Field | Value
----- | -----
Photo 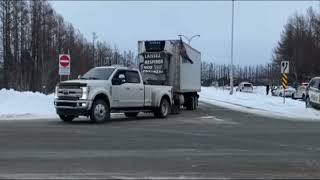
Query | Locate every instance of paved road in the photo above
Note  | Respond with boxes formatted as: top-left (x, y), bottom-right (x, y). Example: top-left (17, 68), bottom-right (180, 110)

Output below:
top-left (0, 102), bottom-right (320, 179)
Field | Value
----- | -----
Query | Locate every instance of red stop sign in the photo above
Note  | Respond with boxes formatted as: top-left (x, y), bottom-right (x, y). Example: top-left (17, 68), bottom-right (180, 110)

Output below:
top-left (59, 55), bottom-right (70, 67)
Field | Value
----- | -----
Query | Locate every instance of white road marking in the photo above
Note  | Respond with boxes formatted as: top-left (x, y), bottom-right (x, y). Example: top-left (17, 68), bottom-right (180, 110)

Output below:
top-left (197, 115), bottom-right (238, 125)
top-left (200, 116), bottom-right (216, 119)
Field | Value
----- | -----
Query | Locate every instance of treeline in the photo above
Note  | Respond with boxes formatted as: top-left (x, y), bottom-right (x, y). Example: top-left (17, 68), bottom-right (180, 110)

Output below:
top-left (272, 7), bottom-right (320, 83)
top-left (201, 62), bottom-right (277, 86)
top-left (0, 0), bottom-right (137, 93)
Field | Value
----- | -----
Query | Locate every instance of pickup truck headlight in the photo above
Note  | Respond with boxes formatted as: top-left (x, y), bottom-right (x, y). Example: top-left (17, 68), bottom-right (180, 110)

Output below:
top-left (80, 86), bottom-right (90, 100)
top-left (54, 86), bottom-right (58, 99)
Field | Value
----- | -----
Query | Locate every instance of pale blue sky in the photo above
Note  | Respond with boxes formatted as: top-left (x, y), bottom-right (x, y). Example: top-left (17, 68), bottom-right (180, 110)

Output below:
top-left (50, 1), bottom-right (319, 65)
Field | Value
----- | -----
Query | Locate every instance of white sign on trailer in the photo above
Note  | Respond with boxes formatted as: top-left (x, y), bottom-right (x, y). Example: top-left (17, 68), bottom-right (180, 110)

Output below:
top-left (281, 61), bottom-right (289, 74)
top-left (59, 54), bottom-right (71, 76)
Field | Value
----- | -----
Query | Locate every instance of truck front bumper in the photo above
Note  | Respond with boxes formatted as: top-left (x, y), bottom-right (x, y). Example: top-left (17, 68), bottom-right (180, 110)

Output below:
top-left (54, 99), bottom-right (92, 116)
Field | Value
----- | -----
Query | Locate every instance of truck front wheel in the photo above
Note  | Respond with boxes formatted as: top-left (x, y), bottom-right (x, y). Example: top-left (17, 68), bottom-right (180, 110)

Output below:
top-left (59, 115), bottom-right (75, 122)
top-left (154, 98), bottom-right (170, 118)
top-left (90, 99), bottom-right (110, 123)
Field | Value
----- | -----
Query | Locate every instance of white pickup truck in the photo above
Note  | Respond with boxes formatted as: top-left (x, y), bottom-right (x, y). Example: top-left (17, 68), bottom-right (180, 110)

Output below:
top-left (54, 66), bottom-right (173, 123)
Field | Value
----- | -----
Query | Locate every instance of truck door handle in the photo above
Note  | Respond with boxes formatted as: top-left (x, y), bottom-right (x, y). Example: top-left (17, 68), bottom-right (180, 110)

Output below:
top-left (126, 87), bottom-right (130, 90)
top-left (139, 88), bottom-right (143, 91)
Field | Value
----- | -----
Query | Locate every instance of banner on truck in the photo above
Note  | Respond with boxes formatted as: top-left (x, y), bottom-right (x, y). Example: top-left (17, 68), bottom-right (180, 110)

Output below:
top-left (142, 52), bottom-right (165, 74)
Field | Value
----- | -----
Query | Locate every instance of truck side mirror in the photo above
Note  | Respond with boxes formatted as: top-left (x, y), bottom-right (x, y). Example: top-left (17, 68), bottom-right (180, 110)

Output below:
top-left (119, 74), bottom-right (125, 79)
top-left (118, 74), bottom-right (126, 84)
top-left (77, 75), bottom-right (81, 79)
top-left (112, 78), bottom-right (122, 85)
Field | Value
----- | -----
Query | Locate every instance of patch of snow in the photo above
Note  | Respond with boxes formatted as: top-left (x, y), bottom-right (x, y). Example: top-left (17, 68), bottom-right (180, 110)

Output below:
top-left (199, 86), bottom-right (320, 121)
top-left (200, 116), bottom-right (224, 122)
top-left (200, 116), bottom-right (216, 119)
top-left (1, 87), bottom-right (319, 121)
top-left (0, 89), bottom-right (57, 120)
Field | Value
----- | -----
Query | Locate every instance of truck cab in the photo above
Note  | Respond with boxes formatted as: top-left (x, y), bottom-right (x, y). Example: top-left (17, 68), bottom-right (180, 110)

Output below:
top-left (54, 66), bottom-right (173, 123)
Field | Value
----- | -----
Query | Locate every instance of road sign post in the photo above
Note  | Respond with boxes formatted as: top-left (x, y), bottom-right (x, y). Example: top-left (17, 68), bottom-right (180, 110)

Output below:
top-left (283, 87), bottom-right (285, 104)
top-left (59, 54), bottom-right (71, 81)
top-left (281, 73), bottom-right (289, 103)
top-left (280, 61), bottom-right (289, 104)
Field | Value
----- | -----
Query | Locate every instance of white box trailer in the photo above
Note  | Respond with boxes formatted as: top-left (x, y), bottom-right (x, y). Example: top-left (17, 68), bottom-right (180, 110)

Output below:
top-left (138, 40), bottom-right (201, 110)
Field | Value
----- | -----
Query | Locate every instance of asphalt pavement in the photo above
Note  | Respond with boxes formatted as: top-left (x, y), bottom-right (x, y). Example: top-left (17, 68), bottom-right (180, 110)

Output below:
top-left (0, 102), bottom-right (320, 179)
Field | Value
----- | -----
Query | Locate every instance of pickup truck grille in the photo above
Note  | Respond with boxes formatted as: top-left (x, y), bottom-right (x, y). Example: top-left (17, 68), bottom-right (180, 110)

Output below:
top-left (57, 82), bottom-right (85, 100)
top-left (55, 82), bottom-right (89, 109)
top-left (57, 89), bottom-right (82, 99)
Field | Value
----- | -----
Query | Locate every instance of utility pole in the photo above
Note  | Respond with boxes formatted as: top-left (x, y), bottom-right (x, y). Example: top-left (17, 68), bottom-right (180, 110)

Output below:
top-left (230, 0), bottom-right (235, 95)
top-left (92, 32), bottom-right (97, 66)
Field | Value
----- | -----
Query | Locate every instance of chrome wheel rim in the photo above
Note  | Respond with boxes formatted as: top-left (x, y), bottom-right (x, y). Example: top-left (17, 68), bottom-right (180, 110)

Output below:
top-left (94, 104), bottom-right (106, 121)
top-left (161, 100), bottom-right (169, 116)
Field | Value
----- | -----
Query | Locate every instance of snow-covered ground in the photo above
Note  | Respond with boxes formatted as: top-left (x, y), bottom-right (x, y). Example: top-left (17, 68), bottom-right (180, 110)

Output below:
top-left (199, 86), bottom-right (320, 121)
top-left (0, 87), bottom-right (319, 121)
top-left (0, 89), bottom-right (57, 120)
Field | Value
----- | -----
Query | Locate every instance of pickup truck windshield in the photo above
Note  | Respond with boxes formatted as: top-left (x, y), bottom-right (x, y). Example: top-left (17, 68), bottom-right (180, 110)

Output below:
top-left (81, 68), bottom-right (115, 80)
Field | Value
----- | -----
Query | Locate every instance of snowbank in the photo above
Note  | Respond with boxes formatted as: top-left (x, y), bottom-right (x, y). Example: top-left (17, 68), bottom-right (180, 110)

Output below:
top-left (1, 87), bottom-right (319, 121)
top-left (0, 89), bottom-right (57, 120)
top-left (199, 86), bottom-right (320, 121)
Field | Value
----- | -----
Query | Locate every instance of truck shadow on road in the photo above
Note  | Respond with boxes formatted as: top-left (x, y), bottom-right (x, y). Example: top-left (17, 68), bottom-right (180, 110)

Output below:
top-left (53, 113), bottom-right (171, 126)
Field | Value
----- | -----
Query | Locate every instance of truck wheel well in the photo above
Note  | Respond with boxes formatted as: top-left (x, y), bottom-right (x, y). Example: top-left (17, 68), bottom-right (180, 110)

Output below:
top-left (161, 95), bottom-right (171, 105)
top-left (93, 94), bottom-right (110, 108)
